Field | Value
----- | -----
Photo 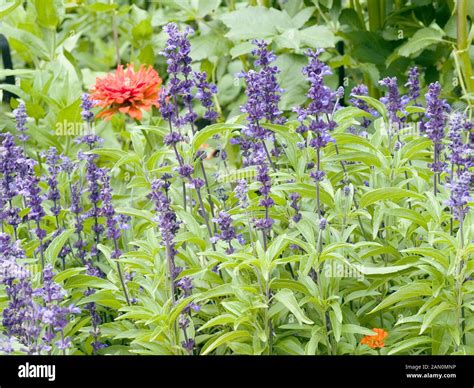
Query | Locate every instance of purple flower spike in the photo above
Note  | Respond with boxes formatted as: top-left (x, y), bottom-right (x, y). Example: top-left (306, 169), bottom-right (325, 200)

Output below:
top-left (42, 147), bottom-right (62, 218)
top-left (424, 82), bottom-right (450, 175)
top-left (13, 103), bottom-right (29, 142)
top-left (161, 23), bottom-right (195, 128)
top-left (151, 179), bottom-right (180, 266)
top-left (80, 93), bottom-right (95, 123)
top-left (294, 49), bottom-right (337, 150)
top-left (234, 180), bottom-right (249, 209)
top-left (349, 84), bottom-right (376, 129)
top-left (212, 211), bottom-right (242, 254)
top-left (445, 170), bottom-right (472, 220)
top-left (289, 192), bottom-right (302, 223)
top-left (405, 66), bottom-right (420, 105)
top-left (379, 76), bottom-right (404, 124)
top-left (193, 71), bottom-right (218, 122)
top-left (448, 112), bottom-right (472, 171)
top-left (99, 169), bottom-right (123, 258)
top-left (253, 149), bottom-right (274, 234)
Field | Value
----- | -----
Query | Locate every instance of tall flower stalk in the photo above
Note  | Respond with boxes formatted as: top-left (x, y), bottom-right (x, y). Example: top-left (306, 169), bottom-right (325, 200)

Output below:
top-left (43, 148), bottom-right (62, 230)
top-left (349, 84), bottom-right (376, 134)
top-left (160, 23), bottom-right (218, 245)
top-left (253, 149), bottom-right (274, 250)
top-left (0, 133), bottom-right (28, 239)
top-left (238, 40), bottom-right (285, 170)
top-left (79, 152), bottom-right (104, 262)
top-left (379, 76), bottom-right (404, 149)
top-left (22, 174), bottom-right (46, 270)
top-left (295, 49), bottom-right (337, 220)
top-left (13, 103), bottom-right (29, 144)
top-left (99, 169), bottom-right (131, 306)
top-left (1, 235), bottom-right (80, 354)
top-left (424, 82), bottom-right (450, 195)
top-left (151, 179), bottom-right (181, 304)
top-left (405, 66), bottom-right (421, 106)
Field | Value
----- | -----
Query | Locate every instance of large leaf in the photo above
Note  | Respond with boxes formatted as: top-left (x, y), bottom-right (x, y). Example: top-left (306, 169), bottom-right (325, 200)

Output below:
top-left (78, 290), bottom-right (123, 309)
top-left (370, 283), bottom-right (431, 314)
top-left (0, 25), bottom-right (50, 60)
top-left (192, 122), bottom-right (243, 152)
top-left (355, 263), bottom-right (414, 276)
top-left (0, 0), bottom-right (22, 19)
top-left (384, 208), bottom-right (428, 230)
top-left (65, 275), bottom-right (119, 291)
top-left (360, 188), bottom-right (424, 208)
top-left (420, 302), bottom-right (451, 334)
top-left (275, 53), bottom-right (308, 110)
top-left (345, 31), bottom-right (396, 66)
top-left (34, 0), bottom-right (62, 29)
top-left (388, 336), bottom-right (432, 355)
top-left (190, 30), bottom-right (232, 61)
top-left (396, 27), bottom-right (445, 58)
top-left (273, 289), bottom-right (313, 325)
top-left (299, 25), bottom-right (337, 48)
top-left (274, 182), bottom-right (334, 207)
top-left (115, 207), bottom-right (155, 223)
top-left (220, 7), bottom-right (293, 40)
top-left (44, 229), bottom-right (74, 266)
top-left (201, 330), bottom-right (251, 355)
top-left (402, 247), bottom-right (449, 270)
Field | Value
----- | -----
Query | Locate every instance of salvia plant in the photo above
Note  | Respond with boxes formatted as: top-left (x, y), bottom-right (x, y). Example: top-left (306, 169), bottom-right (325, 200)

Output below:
top-left (0, 6), bottom-right (473, 358)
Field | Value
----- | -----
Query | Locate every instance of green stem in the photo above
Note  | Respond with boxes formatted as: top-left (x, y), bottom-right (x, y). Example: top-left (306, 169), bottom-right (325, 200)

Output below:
top-left (196, 188), bottom-right (216, 251)
top-left (457, 211), bottom-right (465, 348)
top-left (457, 0), bottom-right (474, 108)
top-left (141, 128), bottom-right (153, 151)
top-left (112, 10), bottom-right (120, 66)
top-left (367, 0), bottom-right (382, 31)
top-left (265, 281), bottom-right (273, 354)
top-left (316, 148), bottom-right (321, 218)
top-left (352, 0), bottom-right (366, 31)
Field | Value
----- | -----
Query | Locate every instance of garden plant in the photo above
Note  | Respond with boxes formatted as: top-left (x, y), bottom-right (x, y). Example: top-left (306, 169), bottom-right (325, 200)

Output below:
top-left (0, 0), bottom-right (472, 357)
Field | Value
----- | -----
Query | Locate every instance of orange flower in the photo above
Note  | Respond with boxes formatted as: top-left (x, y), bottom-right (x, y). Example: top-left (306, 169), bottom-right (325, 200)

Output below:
top-left (360, 328), bottom-right (388, 349)
top-left (91, 64), bottom-right (162, 121)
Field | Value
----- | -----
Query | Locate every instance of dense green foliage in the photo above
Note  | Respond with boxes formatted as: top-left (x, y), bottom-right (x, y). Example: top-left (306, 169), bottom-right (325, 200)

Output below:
top-left (0, 0), bottom-right (472, 356)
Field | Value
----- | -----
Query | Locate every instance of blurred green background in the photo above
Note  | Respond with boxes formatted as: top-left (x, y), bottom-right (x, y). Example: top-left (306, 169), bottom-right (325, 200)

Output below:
top-left (0, 0), bottom-right (472, 151)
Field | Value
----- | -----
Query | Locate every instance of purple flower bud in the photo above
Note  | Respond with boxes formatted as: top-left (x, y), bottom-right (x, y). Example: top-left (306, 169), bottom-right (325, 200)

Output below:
top-left (405, 66), bottom-right (420, 105)
top-left (319, 218), bottom-right (327, 230)
top-left (80, 93), bottom-right (95, 123)
top-left (13, 103), bottom-right (29, 142)
top-left (176, 164), bottom-right (194, 178)
top-left (448, 112), bottom-right (472, 170)
top-left (164, 131), bottom-right (184, 146)
top-left (310, 170), bottom-right (325, 182)
top-left (349, 84), bottom-right (376, 129)
top-left (193, 71), bottom-right (218, 121)
top-left (379, 76), bottom-right (404, 124)
top-left (234, 180), bottom-right (249, 209)
top-left (212, 211), bottom-right (240, 253)
top-left (289, 192), bottom-right (302, 223)
top-left (445, 170), bottom-right (472, 220)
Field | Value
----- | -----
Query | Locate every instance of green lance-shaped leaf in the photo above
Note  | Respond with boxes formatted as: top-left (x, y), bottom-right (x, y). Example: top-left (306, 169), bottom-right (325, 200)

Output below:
top-left (44, 229), bottom-right (74, 266)
top-left (273, 289), bottom-right (313, 325)
top-left (369, 282), bottom-right (432, 314)
top-left (360, 188), bottom-right (424, 208)
top-left (201, 330), bottom-right (251, 355)
top-left (191, 122), bottom-right (244, 152)
top-left (388, 336), bottom-right (432, 355)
